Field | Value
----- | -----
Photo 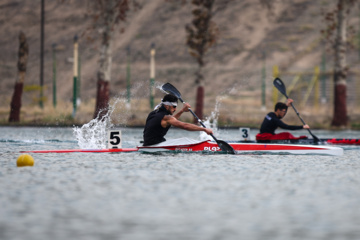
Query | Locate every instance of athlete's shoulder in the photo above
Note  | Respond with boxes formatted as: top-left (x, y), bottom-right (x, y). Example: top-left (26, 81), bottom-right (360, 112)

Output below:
top-left (265, 112), bottom-right (275, 120)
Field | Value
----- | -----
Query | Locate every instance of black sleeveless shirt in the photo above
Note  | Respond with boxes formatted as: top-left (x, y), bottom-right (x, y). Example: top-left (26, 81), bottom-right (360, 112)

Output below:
top-left (143, 106), bottom-right (171, 146)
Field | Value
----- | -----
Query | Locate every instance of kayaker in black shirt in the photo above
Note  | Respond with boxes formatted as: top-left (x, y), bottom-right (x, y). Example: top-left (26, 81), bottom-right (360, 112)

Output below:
top-left (143, 94), bottom-right (213, 146)
top-left (256, 99), bottom-right (310, 140)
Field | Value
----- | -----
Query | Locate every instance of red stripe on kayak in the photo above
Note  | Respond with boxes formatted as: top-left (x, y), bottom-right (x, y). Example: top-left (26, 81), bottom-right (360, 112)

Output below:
top-left (138, 142), bottom-right (331, 151)
top-left (21, 148), bottom-right (139, 153)
top-left (326, 138), bottom-right (360, 145)
top-left (22, 142), bottom-right (342, 154)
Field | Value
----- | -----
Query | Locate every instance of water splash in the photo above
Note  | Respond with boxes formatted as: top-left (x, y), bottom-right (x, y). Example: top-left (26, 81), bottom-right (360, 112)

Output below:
top-left (198, 85), bottom-right (238, 141)
top-left (155, 82), bottom-right (165, 92)
top-left (73, 101), bottom-right (119, 149)
top-left (73, 81), bottom-right (163, 149)
top-left (199, 96), bottom-right (224, 141)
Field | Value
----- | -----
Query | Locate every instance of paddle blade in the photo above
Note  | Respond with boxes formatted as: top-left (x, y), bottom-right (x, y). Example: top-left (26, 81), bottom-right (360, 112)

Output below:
top-left (310, 131), bottom-right (320, 143)
top-left (216, 140), bottom-right (236, 154)
top-left (273, 78), bottom-right (320, 143)
top-left (161, 83), bottom-right (182, 99)
top-left (273, 78), bottom-right (288, 98)
top-left (162, 82), bottom-right (235, 154)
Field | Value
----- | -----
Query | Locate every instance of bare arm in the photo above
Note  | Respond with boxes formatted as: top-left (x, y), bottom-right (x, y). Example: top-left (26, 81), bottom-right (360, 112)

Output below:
top-left (163, 116), bottom-right (213, 135)
top-left (173, 102), bottom-right (191, 119)
top-left (285, 99), bottom-right (310, 129)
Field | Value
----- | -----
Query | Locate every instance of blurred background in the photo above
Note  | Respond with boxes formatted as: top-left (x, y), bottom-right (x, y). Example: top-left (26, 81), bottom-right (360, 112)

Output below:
top-left (0, 0), bottom-right (359, 128)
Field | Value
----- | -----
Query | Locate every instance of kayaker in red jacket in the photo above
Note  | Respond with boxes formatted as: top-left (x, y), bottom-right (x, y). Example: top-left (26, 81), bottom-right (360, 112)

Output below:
top-left (256, 99), bottom-right (310, 141)
top-left (143, 94), bottom-right (213, 146)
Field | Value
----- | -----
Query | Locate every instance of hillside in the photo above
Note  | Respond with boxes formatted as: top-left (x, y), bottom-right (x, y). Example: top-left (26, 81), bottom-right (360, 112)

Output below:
top-left (0, 0), bottom-right (360, 127)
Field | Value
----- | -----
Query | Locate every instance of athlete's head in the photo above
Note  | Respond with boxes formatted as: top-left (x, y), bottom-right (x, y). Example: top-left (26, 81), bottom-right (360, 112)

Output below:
top-left (162, 94), bottom-right (178, 115)
top-left (275, 102), bottom-right (288, 119)
top-left (162, 94), bottom-right (178, 105)
top-left (275, 102), bottom-right (288, 112)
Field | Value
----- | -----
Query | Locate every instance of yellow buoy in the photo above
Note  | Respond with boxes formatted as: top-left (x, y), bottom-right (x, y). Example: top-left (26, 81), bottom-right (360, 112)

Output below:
top-left (17, 154), bottom-right (35, 167)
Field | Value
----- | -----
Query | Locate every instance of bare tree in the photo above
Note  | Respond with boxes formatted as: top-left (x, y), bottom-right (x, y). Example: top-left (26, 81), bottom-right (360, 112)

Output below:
top-left (87, 0), bottom-right (139, 119)
top-left (323, 0), bottom-right (357, 127)
top-left (258, 0), bottom-right (274, 11)
top-left (263, 0), bottom-right (358, 127)
top-left (186, 0), bottom-right (232, 121)
top-left (331, 0), bottom-right (349, 126)
top-left (9, 31), bottom-right (29, 122)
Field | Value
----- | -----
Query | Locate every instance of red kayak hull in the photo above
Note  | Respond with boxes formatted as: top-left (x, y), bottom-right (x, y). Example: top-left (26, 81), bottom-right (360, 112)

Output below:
top-left (325, 138), bottom-right (360, 145)
top-left (137, 141), bottom-right (343, 156)
top-left (21, 141), bottom-right (343, 156)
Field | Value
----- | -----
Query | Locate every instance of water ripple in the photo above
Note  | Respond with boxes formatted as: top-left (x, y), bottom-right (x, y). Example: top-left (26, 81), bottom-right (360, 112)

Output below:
top-left (0, 127), bottom-right (360, 240)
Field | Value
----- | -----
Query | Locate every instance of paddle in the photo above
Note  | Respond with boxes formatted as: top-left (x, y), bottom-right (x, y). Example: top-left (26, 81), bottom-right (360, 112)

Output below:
top-left (273, 77), bottom-right (320, 142)
top-left (161, 83), bottom-right (236, 154)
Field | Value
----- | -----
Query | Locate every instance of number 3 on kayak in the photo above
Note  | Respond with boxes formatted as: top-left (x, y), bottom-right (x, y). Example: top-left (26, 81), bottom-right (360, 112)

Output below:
top-left (239, 128), bottom-right (251, 141)
top-left (108, 130), bottom-right (122, 149)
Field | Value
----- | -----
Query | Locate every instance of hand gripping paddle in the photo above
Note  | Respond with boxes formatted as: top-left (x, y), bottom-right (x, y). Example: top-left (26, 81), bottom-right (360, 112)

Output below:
top-left (273, 78), bottom-right (320, 142)
top-left (161, 83), bottom-right (236, 154)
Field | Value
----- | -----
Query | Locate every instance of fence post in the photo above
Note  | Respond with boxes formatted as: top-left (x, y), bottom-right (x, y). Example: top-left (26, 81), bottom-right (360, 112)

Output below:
top-left (126, 46), bottom-right (131, 104)
top-left (72, 35), bottom-right (78, 117)
top-left (39, 0), bottom-right (45, 109)
top-left (149, 43), bottom-right (155, 109)
top-left (359, 10), bottom-right (360, 60)
top-left (52, 43), bottom-right (57, 108)
top-left (261, 51), bottom-right (266, 110)
top-left (301, 68), bottom-right (319, 107)
top-left (314, 66), bottom-right (320, 109)
top-left (77, 54), bottom-right (81, 106)
top-left (357, 73), bottom-right (360, 106)
top-left (321, 51), bottom-right (327, 103)
top-left (272, 65), bottom-right (279, 105)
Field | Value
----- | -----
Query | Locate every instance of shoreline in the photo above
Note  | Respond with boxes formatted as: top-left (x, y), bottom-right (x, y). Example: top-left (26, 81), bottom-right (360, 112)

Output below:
top-left (1, 96), bottom-right (360, 130)
top-left (0, 123), bottom-right (358, 131)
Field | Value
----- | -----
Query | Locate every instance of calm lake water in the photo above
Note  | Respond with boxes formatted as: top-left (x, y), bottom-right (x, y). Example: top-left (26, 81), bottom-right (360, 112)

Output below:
top-left (1, 126), bottom-right (360, 240)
